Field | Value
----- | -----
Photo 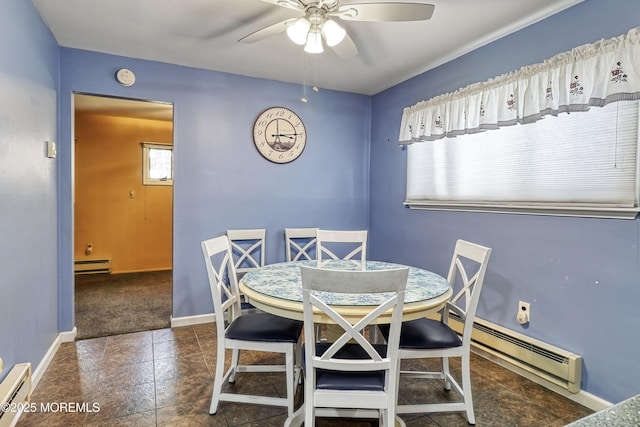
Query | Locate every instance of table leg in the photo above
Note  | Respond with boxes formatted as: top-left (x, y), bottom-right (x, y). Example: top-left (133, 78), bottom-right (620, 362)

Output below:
top-left (284, 406), bottom-right (406, 426)
top-left (284, 405), bottom-right (305, 427)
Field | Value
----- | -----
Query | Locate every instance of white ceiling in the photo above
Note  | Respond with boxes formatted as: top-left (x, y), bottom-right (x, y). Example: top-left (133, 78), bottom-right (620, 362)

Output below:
top-left (34, 0), bottom-right (584, 97)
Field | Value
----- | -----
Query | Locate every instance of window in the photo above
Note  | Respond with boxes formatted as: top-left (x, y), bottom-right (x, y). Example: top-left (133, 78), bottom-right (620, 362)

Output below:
top-left (142, 142), bottom-right (173, 186)
top-left (405, 100), bottom-right (640, 219)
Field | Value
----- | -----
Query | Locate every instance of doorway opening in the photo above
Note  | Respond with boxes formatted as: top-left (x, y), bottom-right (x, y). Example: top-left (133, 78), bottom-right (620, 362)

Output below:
top-left (73, 93), bottom-right (174, 339)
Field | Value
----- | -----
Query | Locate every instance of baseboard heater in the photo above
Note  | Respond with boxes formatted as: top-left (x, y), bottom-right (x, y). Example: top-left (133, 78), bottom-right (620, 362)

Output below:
top-left (0, 363), bottom-right (32, 427)
top-left (444, 313), bottom-right (582, 393)
top-left (74, 258), bottom-right (112, 274)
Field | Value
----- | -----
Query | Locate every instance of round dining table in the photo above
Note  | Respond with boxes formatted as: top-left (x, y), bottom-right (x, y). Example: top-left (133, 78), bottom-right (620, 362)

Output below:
top-left (239, 259), bottom-right (452, 427)
top-left (239, 259), bottom-right (452, 325)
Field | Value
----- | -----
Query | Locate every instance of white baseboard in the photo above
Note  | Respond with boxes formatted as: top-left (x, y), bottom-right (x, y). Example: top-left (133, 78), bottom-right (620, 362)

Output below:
top-left (170, 313), bottom-right (215, 328)
top-left (31, 327), bottom-right (76, 389)
top-left (59, 326), bottom-right (77, 343)
top-left (571, 390), bottom-right (613, 412)
top-left (31, 337), bottom-right (59, 389)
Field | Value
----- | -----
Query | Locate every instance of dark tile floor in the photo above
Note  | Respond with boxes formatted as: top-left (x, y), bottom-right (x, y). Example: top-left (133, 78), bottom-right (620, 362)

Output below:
top-left (19, 324), bottom-right (593, 426)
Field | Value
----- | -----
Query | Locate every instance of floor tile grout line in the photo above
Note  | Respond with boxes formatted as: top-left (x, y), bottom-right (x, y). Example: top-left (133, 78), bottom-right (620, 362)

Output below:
top-left (152, 333), bottom-right (158, 427)
top-left (20, 326), bottom-right (593, 426)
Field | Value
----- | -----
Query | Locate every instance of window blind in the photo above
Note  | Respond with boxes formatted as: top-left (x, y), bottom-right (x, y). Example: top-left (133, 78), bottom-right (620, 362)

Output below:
top-left (405, 100), bottom-right (640, 218)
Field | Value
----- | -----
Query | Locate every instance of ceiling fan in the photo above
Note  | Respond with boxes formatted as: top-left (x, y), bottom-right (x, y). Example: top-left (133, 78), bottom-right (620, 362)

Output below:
top-left (239, 0), bottom-right (435, 57)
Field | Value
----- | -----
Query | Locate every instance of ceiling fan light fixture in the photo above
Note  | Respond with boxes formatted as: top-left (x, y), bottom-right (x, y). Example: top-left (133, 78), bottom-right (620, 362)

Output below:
top-left (321, 19), bottom-right (346, 47)
top-left (287, 17), bottom-right (311, 45)
top-left (276, 0), bottom-right (301, 8)
top-left (304, 27), bottom-right (324, 53)
top-left (339, 7), bottom-right (358, 20)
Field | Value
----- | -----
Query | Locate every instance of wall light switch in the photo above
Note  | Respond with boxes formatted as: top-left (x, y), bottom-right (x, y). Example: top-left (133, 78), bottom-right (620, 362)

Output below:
top-left (47, 140), bottom-right (57, 158)
top-left (0, 357), bottom-right (4, 373)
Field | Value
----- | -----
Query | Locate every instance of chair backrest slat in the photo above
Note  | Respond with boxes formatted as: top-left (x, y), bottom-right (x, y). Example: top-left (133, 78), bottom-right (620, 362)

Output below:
top-left (444, 239), bottom-right (492, 340)
top-left (315, 229), bottom-right (367, 267)
top-left (285, 227), bottom-right (318, 261)
top-left (226, 228), bottom-right (266, 274)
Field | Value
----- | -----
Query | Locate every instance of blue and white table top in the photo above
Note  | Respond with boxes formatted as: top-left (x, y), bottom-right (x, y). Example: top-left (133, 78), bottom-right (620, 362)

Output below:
top-left (241, 260), bottom-right (450, 306)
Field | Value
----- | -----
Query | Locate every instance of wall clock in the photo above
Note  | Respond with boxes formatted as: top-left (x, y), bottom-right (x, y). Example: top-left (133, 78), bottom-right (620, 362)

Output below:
top-left (253, 107), bottom-right (306, 164)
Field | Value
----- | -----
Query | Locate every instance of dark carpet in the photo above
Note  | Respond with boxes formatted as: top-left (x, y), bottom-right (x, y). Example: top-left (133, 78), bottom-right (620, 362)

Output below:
top-left (74, 270), bottom-right (172, 340)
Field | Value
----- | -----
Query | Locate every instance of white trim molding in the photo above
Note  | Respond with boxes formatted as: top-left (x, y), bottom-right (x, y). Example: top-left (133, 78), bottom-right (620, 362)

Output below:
top-left (169, 313), bottom-right (215, 328)
top-left (405, 201), bottom-right (640, 220)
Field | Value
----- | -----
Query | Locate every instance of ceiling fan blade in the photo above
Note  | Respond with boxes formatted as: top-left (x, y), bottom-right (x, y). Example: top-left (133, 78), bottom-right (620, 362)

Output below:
top-left (334, 2), bottom-right (435, 22)
top-left (330, 31), bottom-right (358, 58)
top-left (239, 18), bottom-right (296, 43)
top-left (257, 0), bottom-right (305, 12)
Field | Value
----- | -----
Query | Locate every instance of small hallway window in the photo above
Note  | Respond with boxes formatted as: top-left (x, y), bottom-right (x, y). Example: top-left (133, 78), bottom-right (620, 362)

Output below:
top-left (142, 142), bottom-right (173, 186)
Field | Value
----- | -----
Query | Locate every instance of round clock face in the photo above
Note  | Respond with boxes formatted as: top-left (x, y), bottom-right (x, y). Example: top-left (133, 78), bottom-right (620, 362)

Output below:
top-left (253, 107), bottom-right (306, 164)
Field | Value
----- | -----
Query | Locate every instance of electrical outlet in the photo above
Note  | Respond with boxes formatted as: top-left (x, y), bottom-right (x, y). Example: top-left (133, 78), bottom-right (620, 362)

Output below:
top-left (519, 301), bottom-right (530, 321)
top-left (46, 140), bottom-right (57, 158)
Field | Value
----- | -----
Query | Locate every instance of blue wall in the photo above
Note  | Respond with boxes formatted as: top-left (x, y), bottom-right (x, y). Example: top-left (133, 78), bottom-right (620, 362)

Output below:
top-left (369, 0), bottom-right (640, 403)
top-left (57, 49), bottom-right (371, 324)
top-left (0, 0), bottom-right (59, 380)
top-left (2, 0), bottom-right (638, 406)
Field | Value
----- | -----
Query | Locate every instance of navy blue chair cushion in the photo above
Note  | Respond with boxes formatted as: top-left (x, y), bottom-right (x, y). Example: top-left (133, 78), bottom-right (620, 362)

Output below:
top-left (240, 301), bottom-right (256, 311)
top-left (379, 318), bottom-right (462, 350)
top-left (304, 342), bottom-right (387, 391)
top-left (226, 312), bottom-right (302, 343)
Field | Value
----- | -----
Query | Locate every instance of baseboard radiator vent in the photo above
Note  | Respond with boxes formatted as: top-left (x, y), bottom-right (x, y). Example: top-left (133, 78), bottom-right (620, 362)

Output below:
top-left (0, 363), bottom-right (32, 427)
top-left (74, 258), bottom-right (112, 274)
top-left (446, 313), bottom-right (582, 393)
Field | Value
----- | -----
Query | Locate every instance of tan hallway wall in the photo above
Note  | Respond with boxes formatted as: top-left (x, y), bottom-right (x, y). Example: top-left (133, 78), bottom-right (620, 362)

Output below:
top-left (75, 113), bottom-right (173, 273)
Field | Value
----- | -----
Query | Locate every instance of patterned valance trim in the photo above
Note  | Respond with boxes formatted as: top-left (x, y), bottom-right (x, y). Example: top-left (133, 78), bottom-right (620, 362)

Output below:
top-left (399, 26), bottom-right (640, 144)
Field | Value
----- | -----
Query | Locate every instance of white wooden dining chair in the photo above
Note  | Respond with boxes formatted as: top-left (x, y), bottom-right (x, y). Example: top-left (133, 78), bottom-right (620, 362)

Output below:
top-left (315, 229), bottom-right (371, 341)
top-left (300, 265), bottom-right (408, 427)
top-left (226, 228), bottom-right (266, 312)
top-left (382, 239), bottom-right (492, 425)
top-left (201, 235), bottom-right (302, 416)
top-left (226, 228), bottom-right (266, 278)
top-left (316, 229), bottom-right (367, 267)
top-left (285, 227), bottom-right (319, 261)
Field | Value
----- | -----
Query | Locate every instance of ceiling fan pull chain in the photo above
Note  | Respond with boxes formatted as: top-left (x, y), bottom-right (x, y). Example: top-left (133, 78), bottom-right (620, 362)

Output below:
top-left (301, 49), bottom-right (308, 103)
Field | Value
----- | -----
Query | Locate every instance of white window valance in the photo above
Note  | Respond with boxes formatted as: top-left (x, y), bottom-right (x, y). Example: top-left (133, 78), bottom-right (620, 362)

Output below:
top-left (399, 26), bottom-right (640, 144)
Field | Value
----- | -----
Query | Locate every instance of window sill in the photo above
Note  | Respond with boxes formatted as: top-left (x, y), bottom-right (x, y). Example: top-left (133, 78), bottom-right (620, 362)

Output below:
top-left (404, 200), bottom-right (640, 220)
top-left (143, 180), bottom-right (173, 186)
